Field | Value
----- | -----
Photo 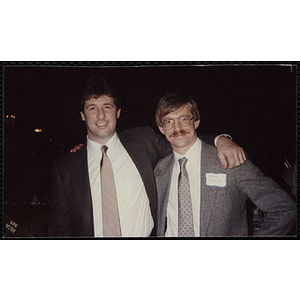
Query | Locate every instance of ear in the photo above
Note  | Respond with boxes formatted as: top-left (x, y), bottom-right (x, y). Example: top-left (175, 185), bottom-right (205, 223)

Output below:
top-left (117, 108), bottom-right (121, 119)
top-left (158, 126), bottom-right (165, 135)
top-left (80, 111), bottom-right (85, 121)
top-left (194, 119), bottom-right (200, 129)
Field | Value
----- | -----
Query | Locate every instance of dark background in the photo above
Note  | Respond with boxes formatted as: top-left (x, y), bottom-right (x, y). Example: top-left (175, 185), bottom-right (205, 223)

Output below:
top-left (3, 64), bottom-right (297, 237)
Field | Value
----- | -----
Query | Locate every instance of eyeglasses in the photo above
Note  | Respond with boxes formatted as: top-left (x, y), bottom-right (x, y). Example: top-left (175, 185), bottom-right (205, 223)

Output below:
top-left (162, 116), bottom-right (194, 130)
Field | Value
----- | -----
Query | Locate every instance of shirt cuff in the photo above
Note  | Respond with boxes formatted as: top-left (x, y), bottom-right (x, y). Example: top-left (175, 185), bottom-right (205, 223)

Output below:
top-left (214, 134), bottom-right (233, 147)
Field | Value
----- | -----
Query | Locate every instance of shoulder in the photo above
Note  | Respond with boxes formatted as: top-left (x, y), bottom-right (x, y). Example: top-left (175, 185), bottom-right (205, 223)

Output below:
top-left (119, 126), bottom-right (156, 139)
top-left (200, 140), bottom-right (276, 185)
top-left (201, 139), bottom-right (219, 161)
top-left (201, 139), bottom-right (217, 152)
top-left (119, 126), bottom-right (163, 146)
top-left (53, 144), bottom-right (87, 169)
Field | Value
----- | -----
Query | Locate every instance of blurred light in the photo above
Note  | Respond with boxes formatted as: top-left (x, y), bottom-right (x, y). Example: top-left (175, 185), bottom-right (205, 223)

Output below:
top-left (11, 115), bottom-right (15, 119)
top-left (34, 128), bottom-right (43, 133)
top-left (6, 115), bottom-right (9, 118)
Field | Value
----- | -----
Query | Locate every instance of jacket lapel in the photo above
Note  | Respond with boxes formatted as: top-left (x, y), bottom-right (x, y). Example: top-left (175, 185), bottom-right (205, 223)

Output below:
top-left (200, 141), bottom-right (219, 236)
top-left (154, 153), bottom-right (174, 236)
top-left (70, 145), bottom-right (94, 235)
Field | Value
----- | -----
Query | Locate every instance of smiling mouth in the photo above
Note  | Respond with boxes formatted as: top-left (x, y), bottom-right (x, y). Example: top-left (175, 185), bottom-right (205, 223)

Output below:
top-left (96, 121), bottom-right (108, 127)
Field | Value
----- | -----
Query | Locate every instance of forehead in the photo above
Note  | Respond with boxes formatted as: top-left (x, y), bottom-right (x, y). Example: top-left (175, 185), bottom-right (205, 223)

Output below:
top-left (84, 95), bottom-right (115, 107)
top-left (163, 104), bottom-right (192, 119)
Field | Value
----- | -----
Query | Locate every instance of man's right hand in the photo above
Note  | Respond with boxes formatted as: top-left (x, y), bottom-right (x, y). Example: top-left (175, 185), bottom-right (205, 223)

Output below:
top-left (70, 144), bottom-right (84, 153)
top-left (217, 137), bottom-right (247, 169)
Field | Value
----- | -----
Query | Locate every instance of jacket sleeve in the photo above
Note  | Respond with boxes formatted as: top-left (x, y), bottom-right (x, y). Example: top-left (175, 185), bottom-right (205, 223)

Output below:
top-left (48, 159), bottom-right (74, 236)
top-left (198, 133), bottom-right (218, 146)
top-left (234, 160), bottom-right (296, 236)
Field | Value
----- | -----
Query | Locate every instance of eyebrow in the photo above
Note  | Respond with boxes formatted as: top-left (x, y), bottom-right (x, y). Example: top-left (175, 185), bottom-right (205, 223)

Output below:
top-left (85, 102), bottom-right (114, 108)
top-left (85, 103), bottom-right (96, 109)
top-left (163, 114), bottom-right (192, 120)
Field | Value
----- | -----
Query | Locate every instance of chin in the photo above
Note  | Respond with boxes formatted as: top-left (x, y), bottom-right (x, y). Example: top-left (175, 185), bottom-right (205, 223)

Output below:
top-left (171, 142), bottom-right (186, 149)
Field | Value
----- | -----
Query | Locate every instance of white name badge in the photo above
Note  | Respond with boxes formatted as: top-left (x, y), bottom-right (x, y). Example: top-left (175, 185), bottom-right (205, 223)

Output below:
top-left (205, 173), bottom-right (227, 187)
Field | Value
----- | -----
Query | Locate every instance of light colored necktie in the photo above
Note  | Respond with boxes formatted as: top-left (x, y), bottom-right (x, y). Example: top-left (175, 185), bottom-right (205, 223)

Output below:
top-left (100, 145), bottom-right (122, 237)
top-left (178, 157), bottom-right (195, 237)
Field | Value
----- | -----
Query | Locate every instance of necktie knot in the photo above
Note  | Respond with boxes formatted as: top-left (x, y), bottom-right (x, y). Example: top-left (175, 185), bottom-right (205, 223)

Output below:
top-left (178, 157), bottom-right (188, 170)
top-left (101, 145), bottom-right (108, 155)
top-left (100, 146), bottom-right (108, 168)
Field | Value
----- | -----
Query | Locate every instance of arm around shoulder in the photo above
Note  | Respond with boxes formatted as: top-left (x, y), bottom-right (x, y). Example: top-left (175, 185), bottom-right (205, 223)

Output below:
top-left (216, 136), bottom-right (247, 169)
top-left (200, 133), bottom-right (247, 169)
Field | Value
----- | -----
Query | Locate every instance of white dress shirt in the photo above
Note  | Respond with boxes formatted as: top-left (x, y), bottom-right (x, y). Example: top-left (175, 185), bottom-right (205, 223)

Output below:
top-left (165, 138), bottom-right (202, 237)
top-left (87, 133), bottom-right (154, 237)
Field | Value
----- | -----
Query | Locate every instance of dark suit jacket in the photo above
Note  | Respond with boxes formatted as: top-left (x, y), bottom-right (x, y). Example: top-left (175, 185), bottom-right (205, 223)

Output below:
top-left (154, 141), bottom-right (296, 237)
top-left (49, 126), bottom-right (222, 237)
top-left (48, 126), bottom-right (174, 237)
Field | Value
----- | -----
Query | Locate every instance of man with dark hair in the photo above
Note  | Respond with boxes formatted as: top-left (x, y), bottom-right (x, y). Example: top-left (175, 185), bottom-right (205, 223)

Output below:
top-left (48, 77), bottom-right (247, 237)
top-left (154, 93), bottom-right (295, 237)
top-left (81, 75), bottom-right (122, 112)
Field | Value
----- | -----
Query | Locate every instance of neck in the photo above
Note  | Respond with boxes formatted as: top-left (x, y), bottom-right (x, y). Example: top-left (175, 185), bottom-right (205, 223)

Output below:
top-left (88, 132), bottom-right (116, 146)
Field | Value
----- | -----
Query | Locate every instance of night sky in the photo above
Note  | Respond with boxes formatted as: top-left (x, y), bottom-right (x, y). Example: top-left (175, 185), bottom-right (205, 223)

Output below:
top-left (3, 63), bottom-right (297, 236)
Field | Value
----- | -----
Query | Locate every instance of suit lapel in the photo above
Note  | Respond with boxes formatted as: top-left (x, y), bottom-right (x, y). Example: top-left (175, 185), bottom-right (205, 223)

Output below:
top-left (71, 145), bottom-right (94, 235)
top-left (155, 141), bottom-right (221, 237)
top-left (200, 141), bottom-right (219, 236)
top-left (154, 153), bottom-right (174, 236)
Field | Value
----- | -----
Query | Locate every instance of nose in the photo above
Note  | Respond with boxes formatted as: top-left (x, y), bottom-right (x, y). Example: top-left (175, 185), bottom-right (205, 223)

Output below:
top-left (97, 108), bottom-right (105, 119)
top-left (173, 118), bottom-right (183, 130)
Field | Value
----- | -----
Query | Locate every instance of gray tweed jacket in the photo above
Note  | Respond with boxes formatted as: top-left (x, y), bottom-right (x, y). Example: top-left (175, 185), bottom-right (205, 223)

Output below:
top-left (154, 140), bottom-right (295, 237)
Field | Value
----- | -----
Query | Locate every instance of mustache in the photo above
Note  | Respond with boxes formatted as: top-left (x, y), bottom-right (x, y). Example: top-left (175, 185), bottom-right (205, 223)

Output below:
top-left (170, 130), bottom-right (189, 137)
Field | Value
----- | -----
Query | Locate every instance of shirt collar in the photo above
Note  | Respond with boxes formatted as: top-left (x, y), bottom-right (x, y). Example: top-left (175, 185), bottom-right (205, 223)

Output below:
top-left (87, 132), bottom-right (120, 159)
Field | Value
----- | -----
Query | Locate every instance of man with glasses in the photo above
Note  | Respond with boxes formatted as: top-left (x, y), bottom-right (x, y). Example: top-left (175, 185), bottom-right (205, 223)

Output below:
top-left (49, 77), bottom-right (247, 237)
top-left (154, 93), bottom-right (295, 237)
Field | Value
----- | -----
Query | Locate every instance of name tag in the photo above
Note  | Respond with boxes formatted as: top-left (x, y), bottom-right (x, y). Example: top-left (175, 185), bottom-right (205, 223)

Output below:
top-left (205, 173), bottom-right (227, 187)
